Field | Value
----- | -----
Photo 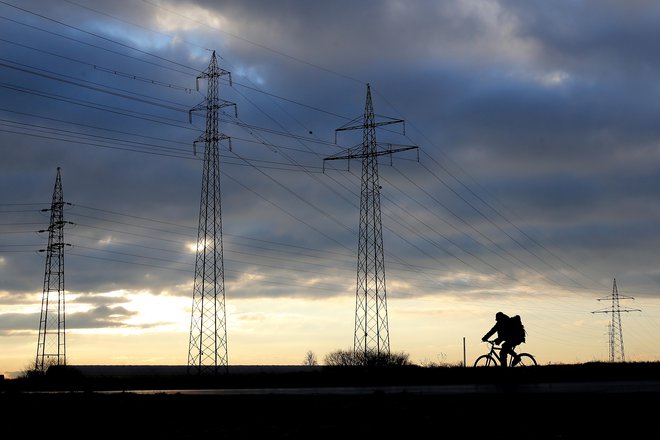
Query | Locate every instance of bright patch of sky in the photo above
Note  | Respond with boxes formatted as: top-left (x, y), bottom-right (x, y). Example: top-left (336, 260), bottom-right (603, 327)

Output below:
top-left (538, 70), bottom-right (570, 86)
top-left (91, 20), bottom-right (174, 52)
top-left (437, 0), bottom-right (536, 64)
top-left (98, 236), bottom-right (113, 245)
top-left (119, 290), bottom-right (189, 331)
top-left (232, 64), bottom-right (266, 86)
top-left (153, 3), bottom-right (230, 34)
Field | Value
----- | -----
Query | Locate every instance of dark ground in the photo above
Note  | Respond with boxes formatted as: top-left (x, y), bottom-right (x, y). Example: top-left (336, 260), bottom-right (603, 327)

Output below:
top-left (2, 362), bottom-right (658, 439)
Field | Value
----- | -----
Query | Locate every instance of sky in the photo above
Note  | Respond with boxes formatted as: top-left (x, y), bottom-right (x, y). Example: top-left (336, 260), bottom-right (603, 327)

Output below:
top-left (2, 0), bottom-right (660, 378)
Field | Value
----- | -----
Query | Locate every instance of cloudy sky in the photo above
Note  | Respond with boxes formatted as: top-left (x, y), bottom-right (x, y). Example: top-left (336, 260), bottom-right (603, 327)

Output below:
top-left (2, 0), bottom-right (660, 376)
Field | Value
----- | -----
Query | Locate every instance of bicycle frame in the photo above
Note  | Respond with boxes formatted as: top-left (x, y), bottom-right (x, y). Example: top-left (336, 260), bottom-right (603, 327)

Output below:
top-left (473, 340), bottom-right (537, 367)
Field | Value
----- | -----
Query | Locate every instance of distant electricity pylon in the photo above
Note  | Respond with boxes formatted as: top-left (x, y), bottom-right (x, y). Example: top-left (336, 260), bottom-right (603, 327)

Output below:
top-left (592, 278), bottom-right (640, 362)
top-left (324, 83), bottom-right (418, 364)
top-left (35, 167), bottom-right (71, 372)
top-left (187, 51), bottom-right (236, 375)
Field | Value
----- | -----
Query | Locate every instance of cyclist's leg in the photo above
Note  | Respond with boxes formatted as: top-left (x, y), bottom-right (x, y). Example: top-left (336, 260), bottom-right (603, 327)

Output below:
top-left (501, 341), bottom-right (515, 366)
top-left (509, 341), bottom-right (520, 367)
top-left (509, 343), bottom-right (522, 366)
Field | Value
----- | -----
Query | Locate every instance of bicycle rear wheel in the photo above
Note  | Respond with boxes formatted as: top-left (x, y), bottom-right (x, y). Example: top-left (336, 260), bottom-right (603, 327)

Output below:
top-left (473, 354), bottom-right (499, 367)
top-left (511, 353), bottom-right (537, 367)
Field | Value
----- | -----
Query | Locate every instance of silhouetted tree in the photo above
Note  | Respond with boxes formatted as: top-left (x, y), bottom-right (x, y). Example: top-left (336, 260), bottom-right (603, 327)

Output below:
top-left (304, 350), bottom-right (318, 366)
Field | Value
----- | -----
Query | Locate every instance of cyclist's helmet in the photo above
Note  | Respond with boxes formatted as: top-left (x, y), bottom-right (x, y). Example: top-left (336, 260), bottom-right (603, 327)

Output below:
top-left (495, 311), bottom-right (506, 321)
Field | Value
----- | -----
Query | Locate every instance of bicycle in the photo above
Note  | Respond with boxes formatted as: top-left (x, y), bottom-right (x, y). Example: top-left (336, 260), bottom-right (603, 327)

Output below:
top-left (473, 340), bottom-right (538, 367)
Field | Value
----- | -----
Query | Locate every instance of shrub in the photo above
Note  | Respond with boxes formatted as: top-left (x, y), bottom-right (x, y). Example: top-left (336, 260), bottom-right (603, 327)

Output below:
top-left (324, 348), bottom-right (412, 367)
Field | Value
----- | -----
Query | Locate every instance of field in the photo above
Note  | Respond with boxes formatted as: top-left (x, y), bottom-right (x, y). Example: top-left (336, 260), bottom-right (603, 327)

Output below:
top-left (2, 362), bottom-right (659, 439)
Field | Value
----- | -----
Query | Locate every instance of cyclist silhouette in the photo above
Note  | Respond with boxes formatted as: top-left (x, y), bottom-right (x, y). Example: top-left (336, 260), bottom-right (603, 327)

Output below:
top-left (481, 312), bottom-right (523, 367)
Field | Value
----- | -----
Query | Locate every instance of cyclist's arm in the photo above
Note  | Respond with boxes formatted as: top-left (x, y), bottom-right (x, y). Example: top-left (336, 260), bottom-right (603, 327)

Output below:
top-left (482, 325), bottom-right (497, 341)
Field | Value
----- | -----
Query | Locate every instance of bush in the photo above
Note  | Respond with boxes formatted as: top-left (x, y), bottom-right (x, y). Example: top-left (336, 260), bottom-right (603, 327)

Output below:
top-left (324, 348), bottom-right (412, 367)
top-left (19, 367), bottom-right (45, 380)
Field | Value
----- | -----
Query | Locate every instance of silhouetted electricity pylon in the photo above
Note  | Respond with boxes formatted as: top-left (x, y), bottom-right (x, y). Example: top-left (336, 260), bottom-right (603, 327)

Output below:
top-left (187, 51), bottom-right (236, 375)
top-left (35, 167), bottom-right (71, 372)
top-left (324, 83), bottom-right (418, 364)
top-left (592, 278), bottom-right (640, 362)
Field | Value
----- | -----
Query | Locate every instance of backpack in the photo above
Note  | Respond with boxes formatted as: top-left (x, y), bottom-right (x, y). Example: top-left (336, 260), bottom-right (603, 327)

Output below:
top-left (510, 315), bottom-right (526, 343)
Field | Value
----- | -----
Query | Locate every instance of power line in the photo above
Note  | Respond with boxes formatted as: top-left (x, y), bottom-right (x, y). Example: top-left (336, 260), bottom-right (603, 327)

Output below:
top-left (0, 3), bottom-right (620, 302)
top-left (0, 57), bottom-right (193, 105)
top-left (592, 278), bottom-right (641, 362)
top-left (325, 83), bottom-right (417, 362)
top-left (187, 51), bottom-right (229, 375)
top-left (0, 0), bottom-right (624, 340)
top-left (62, 0), bottom-right (213, 53)
top-left (0, 0), bottom-right (198, 74)
top-left (35, 167), bottom-right (68, 372)
top-left (140, 0), bottom-right (365, 85)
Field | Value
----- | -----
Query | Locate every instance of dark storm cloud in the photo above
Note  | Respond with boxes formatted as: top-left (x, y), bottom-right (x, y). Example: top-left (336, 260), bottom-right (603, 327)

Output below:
top-left (506, 0), bottom-right (660, 75)
top-left (0, 312), bottom-right (36, 334)
top-left (3, 0), bottom-right (660, 316)
top-left (66, 304), bottom-right (137, 328)
top-left (0, 304), bottom-right (159, 334)
top-left (70, 292), bottom-right (130, 306)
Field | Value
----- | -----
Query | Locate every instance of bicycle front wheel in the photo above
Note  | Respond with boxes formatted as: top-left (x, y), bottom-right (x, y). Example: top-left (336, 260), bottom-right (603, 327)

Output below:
top-left (473, 354), bottom-right (499, 367)
top-left (512, 353), bottom-right (537, 367)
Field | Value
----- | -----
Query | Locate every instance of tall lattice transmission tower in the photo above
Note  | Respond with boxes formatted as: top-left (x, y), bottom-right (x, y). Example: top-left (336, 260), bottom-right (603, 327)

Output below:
top-left (592, 278), bottom-right (640, 362)
top-left (324, 83), bottom-right (417, 364)
top-left (35, 167), bottom-right (71, 372)
top-left (187, 51), bottom-right (236, 375)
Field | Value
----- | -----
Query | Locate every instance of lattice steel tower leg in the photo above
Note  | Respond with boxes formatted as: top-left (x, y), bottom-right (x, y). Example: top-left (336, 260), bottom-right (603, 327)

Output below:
top-left (592, 278), bottom-right (640, 362)
top-left (35, 167), bottom-right (69, 372)
top-left (187, 51), bottom-right (236, 375)
top-left (324, 84), bottom-right (417, 364)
